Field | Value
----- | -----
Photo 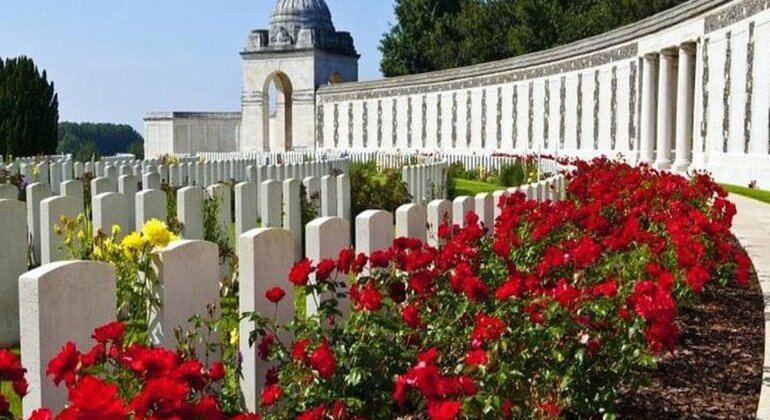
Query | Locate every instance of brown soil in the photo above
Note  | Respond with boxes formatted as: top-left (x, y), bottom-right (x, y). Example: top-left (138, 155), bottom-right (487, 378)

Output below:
top-left (616, 270), bottom-right (764, 419)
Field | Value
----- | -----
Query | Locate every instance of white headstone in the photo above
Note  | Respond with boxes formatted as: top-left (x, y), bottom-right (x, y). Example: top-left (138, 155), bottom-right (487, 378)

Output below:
top-left (20, 261), bottom-right (116, 416)
top-left (238, 228), bottom-right (295, 411)
top-left (475, 193), bottom-right (494, 234)
top-left (149, 240), bottom-right (219, 350)
top-left (93, 192), bottom-right (128, 239)
top-left (396, 204), bottom-right (427, 242)
top-left (0, 184), bottom-right (18, 200)
top-left (26, 183), bottom-right (52, 265)
top-left (235, 182), bottom-right (258, 240)
top-left (305, 217), bottom-right (351, 317)
top-left (283, 179), bottom-right (302, 260)
top-left (40, 196), bottom-right (80, 264)
top-left (320, 175), bottom-right (337, 217)
top-left (207, 184), bottom-right (231, 245)
top-left (136, 189), bottom-right (167, 228)
top-left (0, 199), bottom-right (27, 347)
top-left (452, 196), bottom-right (474, 227)
top-left (260, 180), bottom-right (282, 228)
top-left (355, 210), bottom-right (393, 255)
top-left (427, 199), bottom-right (452, 247)
top-left (177, 186), bottom-right (204, 240)
top-left (143, 172), bottom-right (161, 190)
top-left (118, 175), bottom-right (139, 232)
top-left (336, 174), bottom-right (351, 220)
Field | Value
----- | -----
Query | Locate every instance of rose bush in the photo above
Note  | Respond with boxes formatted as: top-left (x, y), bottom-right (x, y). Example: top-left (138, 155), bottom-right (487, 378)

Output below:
top-left (0, 158), bottom-right (751, 419)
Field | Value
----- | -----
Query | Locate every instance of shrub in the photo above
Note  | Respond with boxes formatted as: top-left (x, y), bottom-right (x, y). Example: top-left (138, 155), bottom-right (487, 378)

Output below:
top-left (498, 163), bottom-right (525, 187)
top-left (349, 161), bottom-right (411, 217)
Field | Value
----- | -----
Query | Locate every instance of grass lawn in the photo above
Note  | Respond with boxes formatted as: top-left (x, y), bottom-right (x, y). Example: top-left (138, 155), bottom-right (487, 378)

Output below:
top-left (1, 347), bottom-right (22, 418)
top-left (721, 184), bottom-right (770, 205)
top-left (452, 178), bottom-right (505, 198)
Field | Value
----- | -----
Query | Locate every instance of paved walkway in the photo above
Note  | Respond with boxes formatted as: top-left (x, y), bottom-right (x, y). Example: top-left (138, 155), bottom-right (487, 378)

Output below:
top-left (729, 194), bottom-right (770, 419)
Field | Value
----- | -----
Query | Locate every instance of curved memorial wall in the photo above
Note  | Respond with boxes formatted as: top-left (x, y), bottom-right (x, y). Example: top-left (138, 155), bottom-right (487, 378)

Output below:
top-left (315, 0), bottom-right (770, 188)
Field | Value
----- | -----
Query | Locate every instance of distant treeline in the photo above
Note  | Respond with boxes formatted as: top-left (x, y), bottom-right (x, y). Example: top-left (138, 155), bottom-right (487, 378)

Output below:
top-left (58, 122), bottom-right (144, 160)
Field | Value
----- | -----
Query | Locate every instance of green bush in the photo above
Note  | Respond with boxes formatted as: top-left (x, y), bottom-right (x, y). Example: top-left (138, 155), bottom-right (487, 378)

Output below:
top-left (499, 162), bottom-right (525, 187)
top-left (349, 161), bottom-right (411, 217)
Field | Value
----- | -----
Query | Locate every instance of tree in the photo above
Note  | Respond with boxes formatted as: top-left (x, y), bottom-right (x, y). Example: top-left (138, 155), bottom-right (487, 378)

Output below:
top-left (58, 122), bottom-right (143, 156)
top-left (0, 56), bottom-right (59, 157)
top-left (380, 0), bottom-right (689, 76)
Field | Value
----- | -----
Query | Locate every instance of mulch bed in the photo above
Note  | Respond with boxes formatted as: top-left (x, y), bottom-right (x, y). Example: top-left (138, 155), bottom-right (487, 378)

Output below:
top-left (616, 268), bottom-right (764, 418)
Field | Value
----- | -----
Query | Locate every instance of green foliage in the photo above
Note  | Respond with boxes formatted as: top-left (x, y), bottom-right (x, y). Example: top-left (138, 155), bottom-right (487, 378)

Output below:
top-left (0, 56), bottom-right (59, 158)
top-left (59, 135), bottom-right (101, 163)
top-left (721, 183), bottom-right (770, 204)
top-left (127, 141), bottom-right (145, 160)
top-left (57, 122), bottom-right (144, 157)
top-left (499, 162), bottom-right (525, 187)
top-left (349, 161), bottom-right (411, 217)
top-left (381, 0), bottom-right (687, 76)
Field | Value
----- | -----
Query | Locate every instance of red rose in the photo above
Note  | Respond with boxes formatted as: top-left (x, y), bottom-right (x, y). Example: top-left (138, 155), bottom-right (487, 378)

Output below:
top-left (289, 258), bottom-right (313, 286)
top-left (359, 282), bottom-right (383, 311)
top-left (260, 384), bottom-right (282, 407)
top-left (208, 361), bottom-right (226, 381)
top-left (12, 378), bottom-right (29, 397)
top-left (297, 404), bottom-right (328, 420)
top-left (91, 321), bottom-right (126, 345)
top-left (27, 409), bottom-right (54, 420)
top-left (0, 395), bottom-right (9, 417)
top-left (258, 334), bottom-right (276, 361)
top-left (46, 341), bottom-right (81, 386)
top-left (464, 349), bottom-right (488, 366)
top-left (0, 349), bottom-right (25, 382)
top-left (292, 339), bottom-right (310, 361)
top-left (332, 400), bottom-right (349, 419)
top-left (428, 400), bottom-right (462, 420)
top-left (337, 248), bottom-right (354, 273)
top-left (265, 287), bottom-right (286, 303)
top-left (401, 303), bottom-right (422, 328)
top-left (316, 259), bottom-right (337, 282)
top-left (309, 340), bottom-right (337, 379)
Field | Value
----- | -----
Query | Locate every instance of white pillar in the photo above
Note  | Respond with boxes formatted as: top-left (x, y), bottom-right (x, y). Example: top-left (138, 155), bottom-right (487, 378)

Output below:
top-left (655, 49), bottom-right (677, 170)
top-left (673, 43), bottom-right (696, 173)
top-left (640, 53), bottom-right (659, 164)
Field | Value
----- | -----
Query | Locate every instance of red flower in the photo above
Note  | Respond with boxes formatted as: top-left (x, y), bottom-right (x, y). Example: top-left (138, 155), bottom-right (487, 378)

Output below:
top-left (260, 384), bottom-right (282, 407)
top-left (130, 377), bottom-right (189, 418)
top-left (309, 340), bottom-right (337, 379)
top-left (495, 275), bottom-right (523, 300)
top-left (258, 334), bottom-right (276, 361)
top-left (464, 349), bottom-right (488, 366)
top-left (289, 258), bottom-right (313, 286)
top-left (0, 349), bottom-right (25, 382)
top-left (231, 414), bottom-right (262, 420)
top-left (292, 339), bottom-right (310, 361)
top-left (370, 250), bottom-right (392, 268)
top-left (401, 303), bottom-right (422, 328)
top-left (332, 400), bottom-right (349, 419)
top-left (0, 395), bottom-right (9, 417)
top-left (173, 360), bottom-right (207, 390)
top-left (297, 403), bottom-right (327, 420)
top-left (67, 375), bottom-right (130, 420)
top-left (46, 341), bottom-right (80, 386)
top-left (27, 409), bottom-right (54, 420)
top-left (358, 281), bottom-right (383, 311)
top-left (92, 321), bottom-right (125, 345)
top-left (428, 400), bottom-right (462, 420)
top-left (209, 361), bottom-right (226, 381)
top-left (337, 248), bottom-right (354, 273)
top-left (265, 286), bottom-right (286, 303)
top-left (471, 314), bottom-right (506, 347)
top-left (316, 258), bottom-right (337, 281)
top-left (12, 377), bottom-right (28, 397)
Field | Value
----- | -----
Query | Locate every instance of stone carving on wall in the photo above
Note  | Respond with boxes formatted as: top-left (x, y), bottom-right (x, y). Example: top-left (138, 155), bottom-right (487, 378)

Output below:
top-left (577, 74), bottom-right (583, 150)
top-left (333, 103), bottom-right (339, 148)
top-left (701, 38), bottom-right (710, 152)
top-left (376, 101), bottom-right (383, 147)
top-left (628, 61), bottom-right (637, 150)
top-left (528, 82), bottom-right (534, 149)
top-left (407, 97), bottom-right (413, 148)
top-left (481, 89), bottom-right (488, 149)
top-left (512, 85), bottom-right (519, 148)
top-left (392, 99), bottom-right (398, 148)
top-left (559, 76), bottom-right (566, 150)
top-left (363, 102), bottom-right (369, 148)
top-left (722, 31), bottom-right (732, 153)
top-left (452, 92), bottom-right (458, 148)
top-left (544, 80), bottom-right (551, 149)
top-left (466, 91), bottom-right (472, 148)
top-left (347, 103), bottom-right (354, 148)
top-left (421, 95), bottom-right (427, 148)
top-left (611, 66), bottom-right (618, 150)
top-left (437, 94), bottom-right (443, 148)
top-left (705, 0), bottom-right (770, 33)
top-left (744, 22), bottom-right (755, 154)
top-left (317, 43), bottom-right (638, 105)
top-left (496, 87), bottom-right (503, 149)
top-left (315, 105), bottom-right (324, 148)
top-left (593, 70), bottom-right (600, 150)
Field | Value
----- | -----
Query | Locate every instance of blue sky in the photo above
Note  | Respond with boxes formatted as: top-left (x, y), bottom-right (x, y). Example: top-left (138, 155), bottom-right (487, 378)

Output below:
top-left (0, 0), bottom-right (395, 133)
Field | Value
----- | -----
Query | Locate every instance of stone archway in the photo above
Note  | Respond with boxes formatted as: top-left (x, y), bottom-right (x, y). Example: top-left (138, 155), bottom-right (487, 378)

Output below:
top-left (262, 71), bottom-right (293, 151)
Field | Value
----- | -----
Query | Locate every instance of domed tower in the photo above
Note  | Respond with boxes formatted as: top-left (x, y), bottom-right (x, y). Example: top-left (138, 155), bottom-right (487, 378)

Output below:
top-left (240, 0), bottom-right (359, 151)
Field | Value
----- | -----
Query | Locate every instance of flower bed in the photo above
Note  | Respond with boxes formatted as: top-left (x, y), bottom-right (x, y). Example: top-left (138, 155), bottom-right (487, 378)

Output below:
top-left (0, 158), bottom-right (752, 419)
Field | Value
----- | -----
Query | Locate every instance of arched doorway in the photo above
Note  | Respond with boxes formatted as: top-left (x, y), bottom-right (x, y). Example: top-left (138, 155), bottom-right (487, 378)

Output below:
top-left (262, 71), bottom-right (293, 151)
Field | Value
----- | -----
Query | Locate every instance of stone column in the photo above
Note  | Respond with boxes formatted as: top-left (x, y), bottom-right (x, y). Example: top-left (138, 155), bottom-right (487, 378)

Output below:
top-left (640, 53), bottom-right (659, 164)
top-left (673, 43), bottom-right (697, 173)
top-left (654, 49), bottom-right (678, 170)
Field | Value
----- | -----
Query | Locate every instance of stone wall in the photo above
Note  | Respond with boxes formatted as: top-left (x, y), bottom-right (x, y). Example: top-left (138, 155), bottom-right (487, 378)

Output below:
top-left (144, 112), bottom-right (242, 158)
top-left (316, 0), bottom-right (770, 188)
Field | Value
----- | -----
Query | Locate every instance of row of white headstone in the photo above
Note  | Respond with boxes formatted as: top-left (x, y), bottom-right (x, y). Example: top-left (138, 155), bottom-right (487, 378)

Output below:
top-left (402, 162), bottom-right (449, 205)
top-left (11, 172), bottom-right (567, 416)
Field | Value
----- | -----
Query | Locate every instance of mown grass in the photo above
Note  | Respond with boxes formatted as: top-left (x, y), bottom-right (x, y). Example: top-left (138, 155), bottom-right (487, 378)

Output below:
top-left (1, 347), bottom-right (22, 418)
top-left (721, 184), bottom-right (770, 205)
top-left (452, 178), bottom-right (505, 198)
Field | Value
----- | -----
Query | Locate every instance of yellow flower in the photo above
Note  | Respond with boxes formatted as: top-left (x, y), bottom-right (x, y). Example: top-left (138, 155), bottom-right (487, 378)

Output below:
top-left (141, 219), bottom-right (174, 248)
top-left (77, 230), bottom-right (86, 242)
top-left (111, 225), bottom-right (121, 237)
top-left (93, 246), bottom-right (103, 260)
top-left (230, 328), bottom-right (239, 346)
top-left (121, 232), bottom-right (145, 252)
